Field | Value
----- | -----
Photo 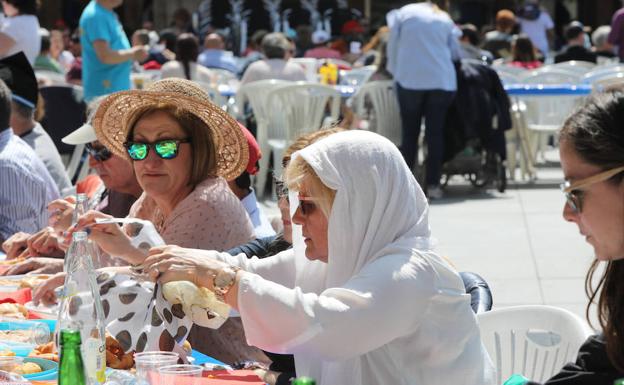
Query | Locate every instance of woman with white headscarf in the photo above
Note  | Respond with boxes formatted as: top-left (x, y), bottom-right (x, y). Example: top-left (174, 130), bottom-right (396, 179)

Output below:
top-left (141, 130), bottom-right (495, 385)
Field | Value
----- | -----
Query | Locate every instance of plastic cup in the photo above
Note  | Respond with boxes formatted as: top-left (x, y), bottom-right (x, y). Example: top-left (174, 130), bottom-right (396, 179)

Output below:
top-left (134, 351), bottom-right (179, 385)
top-left (156, 364), bottom-right (203, 385)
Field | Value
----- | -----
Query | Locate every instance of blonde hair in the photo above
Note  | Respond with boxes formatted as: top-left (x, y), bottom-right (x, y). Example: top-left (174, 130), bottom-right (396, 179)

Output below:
top-left (282, 127), bottom-right (346, 167)
top-left (285, 155), bottom-right (336, 219)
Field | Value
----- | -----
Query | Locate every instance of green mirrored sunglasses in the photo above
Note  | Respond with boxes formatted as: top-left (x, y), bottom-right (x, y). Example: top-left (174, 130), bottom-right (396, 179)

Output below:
top-left (123, 139), bottom-right (190, 161)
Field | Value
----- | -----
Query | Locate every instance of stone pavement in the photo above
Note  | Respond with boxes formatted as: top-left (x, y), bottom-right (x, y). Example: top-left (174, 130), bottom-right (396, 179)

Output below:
top-left (428, 165), bottom-right (599, 327)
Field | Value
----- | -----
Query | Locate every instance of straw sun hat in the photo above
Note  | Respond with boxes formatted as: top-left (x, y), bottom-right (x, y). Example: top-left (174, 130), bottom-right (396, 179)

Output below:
top-left (92, 78), bottom-right (249, 181)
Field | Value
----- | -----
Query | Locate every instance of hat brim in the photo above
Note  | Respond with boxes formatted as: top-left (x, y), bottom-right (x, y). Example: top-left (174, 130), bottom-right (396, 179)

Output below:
top-left (92, 90), bottom-right (248, 181)
top-left (62, 123), bottom-right (97, 145)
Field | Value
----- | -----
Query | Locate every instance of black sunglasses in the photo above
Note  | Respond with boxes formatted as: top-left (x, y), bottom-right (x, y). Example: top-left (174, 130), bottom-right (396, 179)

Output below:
top-left (124, 138), bottom-right (190, 161)
top-left (85, 143), bottom-right (112, 162)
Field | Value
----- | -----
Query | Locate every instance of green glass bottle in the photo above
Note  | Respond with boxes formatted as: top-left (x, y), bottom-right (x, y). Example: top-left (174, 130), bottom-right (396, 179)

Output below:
top-left (614, 378), bottom-right (624, 385)
top-left (58, 329), bottom-right (86, 385)
top-left (292, 376), bottom-right (316, 385)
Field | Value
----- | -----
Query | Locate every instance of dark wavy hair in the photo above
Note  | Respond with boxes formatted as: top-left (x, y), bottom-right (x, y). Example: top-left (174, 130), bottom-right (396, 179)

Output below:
top-left (3, 0), bottom-right (38, 15)
top-left (175, 33), bottom-right (199, 80)
top-left (559, 90), bottom-right (624, 371)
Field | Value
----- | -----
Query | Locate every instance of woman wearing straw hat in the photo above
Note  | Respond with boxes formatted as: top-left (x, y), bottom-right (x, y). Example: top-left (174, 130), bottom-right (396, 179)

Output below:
top-left (72, 78), bottom-right (266, 364)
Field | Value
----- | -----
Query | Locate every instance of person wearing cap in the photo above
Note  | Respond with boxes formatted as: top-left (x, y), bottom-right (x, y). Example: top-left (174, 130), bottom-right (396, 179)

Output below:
top-left (0, 0), bottom-right (40, 65)
top-left (228, 124), bottom-right (275, 239)
top-left (304, 30), bottom-right (341, 60)
top-left (554, 22), bottom-right (597, 64)
top-left (79, 0), bottom-right (148, 101)
top-left (1, 97), bottom-right (143, 275)
top-left (0, 52), bottom-right (71, 194)
top-left (0, 78), bottom-right (59, 243)
top-left (240, 32), bottom-right (306, 85)
top-left (517, 0), bottom-right (554, 58)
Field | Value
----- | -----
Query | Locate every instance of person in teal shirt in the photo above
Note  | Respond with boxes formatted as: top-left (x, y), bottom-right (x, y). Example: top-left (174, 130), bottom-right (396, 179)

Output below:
top-left (79, 0), bottom-right (147, 101)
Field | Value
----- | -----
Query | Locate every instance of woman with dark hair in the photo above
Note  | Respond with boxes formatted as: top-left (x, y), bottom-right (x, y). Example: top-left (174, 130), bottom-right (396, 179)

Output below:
top-left (161, 33), bottom-right (213, 83)
top-left (0, 0), bottom-right (40, 64)
top-left (524, 91), bottom-right (624, 385)
top-left (508, 33), bottom-right (542, 69)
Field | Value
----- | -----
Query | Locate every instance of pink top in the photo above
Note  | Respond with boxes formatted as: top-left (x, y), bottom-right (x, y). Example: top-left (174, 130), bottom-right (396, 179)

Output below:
top-left (129, 177), bottom-right (255, 251)
top-left (304, 46), bottom-right (343, 59)
top-left (508, 60), bottom-right (542, 70)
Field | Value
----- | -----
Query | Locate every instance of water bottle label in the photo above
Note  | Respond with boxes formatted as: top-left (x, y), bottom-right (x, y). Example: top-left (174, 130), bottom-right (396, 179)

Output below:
top-left (85, 338), bottom-right (106, 383)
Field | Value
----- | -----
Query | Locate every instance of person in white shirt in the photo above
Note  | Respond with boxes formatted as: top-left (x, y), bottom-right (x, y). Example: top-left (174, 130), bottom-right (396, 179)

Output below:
top-left (240, 32), bottom-right (306, 85)
top-left (161, 33), bottom-right (213, 84)
top-left (517, 0), bottom-right (554, 57)
top-left (387, 0), bottom-right (460, 199)
top-left (0, 0), bottom-right (40, 64)
top-left (126, 130), bottom-right (496, 385)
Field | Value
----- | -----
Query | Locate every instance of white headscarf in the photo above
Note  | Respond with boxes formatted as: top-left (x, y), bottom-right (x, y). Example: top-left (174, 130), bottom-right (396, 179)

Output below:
top-left (293, 129), bottom-right (433, 289)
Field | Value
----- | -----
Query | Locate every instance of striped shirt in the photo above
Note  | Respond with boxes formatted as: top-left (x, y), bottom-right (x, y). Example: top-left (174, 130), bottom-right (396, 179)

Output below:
top-left (0, 128), bottom-right (60, 240)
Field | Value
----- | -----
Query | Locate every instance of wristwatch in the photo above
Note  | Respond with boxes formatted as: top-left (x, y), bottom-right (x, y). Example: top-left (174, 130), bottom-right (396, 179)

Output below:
top-left (213, 266), bottom-right (241, 302)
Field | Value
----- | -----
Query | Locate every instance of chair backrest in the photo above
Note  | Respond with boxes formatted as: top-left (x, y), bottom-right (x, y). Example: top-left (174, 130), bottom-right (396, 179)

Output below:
top-left (35, 70), bottom-right (68, 86)
top-left (521, 68), bottom-right (579, 84)
top-left (492, 64), bottom-right (528, 77)
top-left (339, 65), bottom-right (376, 87)
top-left (477, 305), bottom-right (593, 385)
top-left (582, 66), bottom-right (624, 84)
top-left (549, 60), bottom-right (596, 74)
top-left (592, 73), bottom-right (624, 92)
top-left (236, 79), bottom-right (292, 125)
top-left (210, 68), bottom-right (238, 85)
top-left (266, 82), bottom-right (341, 143)
top-left (352, 80), bottom-right (402, 146)
top-left (39, 84), bottom-right (87, 155)
top-left (496, 72), bottom-right (521, 85)
top-left (194, 80), bottom-right (228, 110)
top-left (289, 58), bottom-right (319, 82)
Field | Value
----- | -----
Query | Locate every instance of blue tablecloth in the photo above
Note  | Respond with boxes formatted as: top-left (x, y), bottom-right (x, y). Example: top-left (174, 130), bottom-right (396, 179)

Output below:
top-left (504, 83), bottom-right (592, 96)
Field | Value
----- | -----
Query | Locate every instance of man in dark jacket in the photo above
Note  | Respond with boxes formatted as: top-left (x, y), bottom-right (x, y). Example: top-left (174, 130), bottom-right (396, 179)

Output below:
top-left (554, 22), bottom-right (597, 63)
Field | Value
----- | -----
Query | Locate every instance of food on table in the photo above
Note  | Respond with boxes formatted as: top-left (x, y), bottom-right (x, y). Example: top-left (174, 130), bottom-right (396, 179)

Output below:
top-left (29, 341), bottom-right (58, 362)
top-left (0, 350), bottom-right (15, 356)
top-left (0, 275), bottom-right (51, 289)
top-left (0, 303), bottom-right (28, 319)
top-left (13, 361), bottom-right (42, 375)
top-left (105, 335), bottom-right (134, 370)
top-left (0, 330), bottom-right (37, 343)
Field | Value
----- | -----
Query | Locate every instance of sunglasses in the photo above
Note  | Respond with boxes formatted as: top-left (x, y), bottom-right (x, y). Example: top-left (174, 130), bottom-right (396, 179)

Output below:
top-left (297, 196), bottom-right (317, 216)
top-left (124, 138), bottom-right (190, 161)
top-left (561, 165), bottom-right (624, 213)
top-left (85, 143), bottom-right (112, 162)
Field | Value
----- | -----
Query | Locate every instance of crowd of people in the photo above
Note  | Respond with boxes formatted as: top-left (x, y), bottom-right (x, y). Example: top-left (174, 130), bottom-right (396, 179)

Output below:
top-left (1, 0), bottom-right (624, 384)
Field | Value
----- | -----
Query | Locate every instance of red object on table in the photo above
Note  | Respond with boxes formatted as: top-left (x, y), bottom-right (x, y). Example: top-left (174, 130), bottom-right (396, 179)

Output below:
top-left (150, 370), bottom-right (264, 384)
top-left (0, 287), bottom-right (31, 305)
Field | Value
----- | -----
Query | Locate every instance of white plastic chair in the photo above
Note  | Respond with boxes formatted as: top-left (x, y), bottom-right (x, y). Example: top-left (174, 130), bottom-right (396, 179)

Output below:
top-left (35, 70), bottom-right (67, 86)
top-left (592, 73), bottom-right (624, 92)
top-left (339, 65), bottom-right (376, 87)
top-left (289, 58), bottom-right (319, 82)
top-left (236, 79), bottom-right (292, 193)
top-left (352, 80), bottom-right (402, 146)
top-left (520, 68), bottom-right (580, 84)
top-left (582, 66), bottom-right (624, 84)
top-left (519, 69), bottom-right (581, 163)
top-left (497, 72), bottom-right (521, 85)
top-left (478, 305), bottom-right (593, 385)
top-left (549, 60), bottom-right (596, 75)
top-left (492, 64), bottom-right (528, 77)
top-left (266, 82), bottom-right (341, 182)
top-left (193, 80), bottom-right (228, 111)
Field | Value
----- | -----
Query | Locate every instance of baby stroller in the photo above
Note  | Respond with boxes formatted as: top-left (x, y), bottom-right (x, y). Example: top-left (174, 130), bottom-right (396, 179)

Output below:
top-left (438, 59), bottom-right (511, 193)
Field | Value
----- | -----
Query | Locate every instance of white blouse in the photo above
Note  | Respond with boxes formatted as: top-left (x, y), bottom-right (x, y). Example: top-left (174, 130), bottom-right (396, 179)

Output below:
top-left (216, 248), bottom-right (495, 385)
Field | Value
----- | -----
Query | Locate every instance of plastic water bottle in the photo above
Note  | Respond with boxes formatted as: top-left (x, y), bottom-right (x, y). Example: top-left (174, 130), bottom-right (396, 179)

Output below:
top-left (57, 231), bottom-right (106, 385)
top-left (71, 193), bottom-right (89, 226)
